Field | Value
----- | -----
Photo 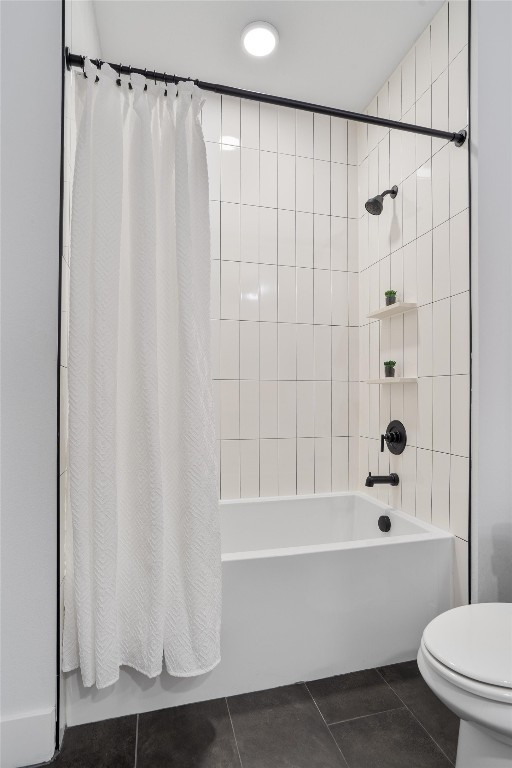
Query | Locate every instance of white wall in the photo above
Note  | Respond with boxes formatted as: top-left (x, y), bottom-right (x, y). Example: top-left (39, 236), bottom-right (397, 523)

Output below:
top-left (471, 0), bottom-right (512, 603)
top-left (356, 0), bottom-right (470, 607)
top-left (0, 1), bottom-right (61, 766)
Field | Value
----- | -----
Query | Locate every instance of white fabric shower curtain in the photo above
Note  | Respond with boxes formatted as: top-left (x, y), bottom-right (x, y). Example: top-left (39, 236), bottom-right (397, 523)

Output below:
top-left (63, 61), bottom-right (221, 688)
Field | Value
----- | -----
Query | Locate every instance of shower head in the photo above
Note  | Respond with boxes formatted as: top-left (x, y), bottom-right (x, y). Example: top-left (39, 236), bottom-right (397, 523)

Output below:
top-left (365, 185), bottom-right (398, 215)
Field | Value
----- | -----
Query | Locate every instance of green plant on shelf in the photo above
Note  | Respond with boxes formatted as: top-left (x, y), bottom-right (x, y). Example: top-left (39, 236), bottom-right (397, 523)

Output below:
top-left (384, 289), bottom-right (397, 306)
top-left (383, 360), bottom-right (396, 367)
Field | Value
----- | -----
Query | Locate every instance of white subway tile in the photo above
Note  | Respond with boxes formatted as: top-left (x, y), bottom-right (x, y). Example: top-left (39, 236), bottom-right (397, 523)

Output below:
top-left (417, 376), bottom-right (433, 449)
top-left (331, 162), bottom-right (347, 218)
top-left (296, 156), bottom-right (314, 213)
top-left (432, 69), bottom-right (449, 154)
top-left (433, 298), bottom-right (451, 376)
top-left (448, 49), bottom-right (468, 132)
top-left (417, 162), bottom-right (432, 237)
top-left (210, 201), bottom-right (220, 260)
top-left (416, 27), bottom-right (431, 99)
top-left (389, 69), bottom-right (402, 120)
top-left (241, 100), bottom-right (259, 149)
top-left (453, 536), bottom-right (469, 606)
top-left (241, 148), bottom-right (259, 206)
top-left (222, 96), bottom-right (240, 142)
top-left (240, 262), bottom-right (260, 321)
top-left (451, 291), bottom-right (470, 374)
top-left (449, 0), bottom-right (468, 63)
top-left (278, 154), bottom-right (296, 210)
top-left (278, 381), bottom-right (297, 438)
top-left (332, 381), bottom-right (349, 436)
top-left (296, 268), bottom-right (314, 324)
top-left (240, 321), bottom-right (259, 380)
top-left (348, 122), bottom-right (358, 165)
top-left (402, 174), bottom-right (417, 247)
top-left (332, 437), bottom-right (349, 491)
top-left (314, 214), bottom-right (330, 269)
top-left (278, 106), bottom-right (296, 155)
top-left (278, 265), bottom-right (297, 323)
top-left (315, 381), bottom-right (331, 437)
top-left (206, 143), bottom-right (220, 201)
top-left (278, 323), bottom-right (296, 380)
top-left (220, 380), bottom-right (239, 439)
top-left (221, 145), bottom-right (241, 203)
top-left (259, 207), bottom-right (278, 264)
top-left (433, 376), bottom-right (451, 453)
top-left (221, 440), bottom-right (240, 499)
top-left (403, 242), bottom-right (418, 303)
top-left (279, 438), bottom-right (297, 496)
top-left (314, 113), bottom-right (330, 160)
top-left (240, 380), bottom-right (259, 439)
top-left (240, 439), bottom-right (259, 498)
top-left (450, 454), bottom-right (469, 540)
top-left (297, 381), bottom-right (315, 437)
top-left (402, 49), bottom-right (416, 114)
top-left (220, 260), bottom-right (240, 319)
top-left (449, 142), bottom-right (469, 217)
top-left (450, 209), bottom-right (469, 295)
top-left (348, 166), bottom-right (359, 219)
top-left (202, 92), bottom-right (221, 143)
top-left (260, 103), bottom-right (278, 151)
top-left (417, 231), bottom-right (433, 306)
top-left (314, 325), bottom-right (331, 380)
top-left (278, 209), bottom-right (295, 266)
top-left (315, 437), bottom-right (332, 492)
top-left (221, 202), bottom-right (240, 262)
top-left (418, 304), bottom-right (433, 377)
top-left (331, 216), bottom-right (348, 271)
top-left (331, 117), bottom-right (348, 164)
top-left (259, 322), bottom-right (278, 379)
top-left (296, 212), bottom-right (314, 267)
top-left (433, 220), bottom-right (450, 301)
top-left (260, 381), bottom-right (278, 438)
top-left (403, 382), bottom-right (418, 445)
top-left (297, 438), bottom-right (315, 494)
top-left (297, 324), bottom-right (315, 380)
top-left (432, 451), bottom-right (450, 530)
top-left (401, 445), bottom-right (417, 516)
top-left (259, 151), bottom-right (277, 208)
top-left (431, 2), bottom-right (449, 81)
top-left (331, 270), bottom-right (348, 327)
top-left (259, 264), bottom-right (277, 321)
top-left (296, 110), bottom-right (313, 158)
top-left (332, 326), bottom-right (349, 381)
top-left (314, 269), bottom-right (332, 325)
top-left (260, 438), bottom-right (279, 496)
top-left (240, 204), bottom-right (258, 263)
top-left (416, 448), bottom-right (433, 522)
top-left (432, 144), bottom-right (450, 227)
top-left (314, 160), bottom-right (330, 215)
top-left (401, 107), bottom-right (416, 180)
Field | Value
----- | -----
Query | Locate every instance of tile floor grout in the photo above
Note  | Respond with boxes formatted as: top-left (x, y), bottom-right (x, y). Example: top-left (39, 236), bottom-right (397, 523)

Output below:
top-left (303, 682), bottom-right (351, 768)
top-left (325, 703), bottom-right (406, 727)
top-left (375, 667), bottom-right (456, 767)
top-left (133, 713), bottom-right (139, 768)
top-left (225, 696), bottom-right (244, 768)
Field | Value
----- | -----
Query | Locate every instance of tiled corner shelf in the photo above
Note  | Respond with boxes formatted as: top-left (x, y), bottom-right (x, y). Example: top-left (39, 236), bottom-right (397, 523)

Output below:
top-left (367, 302), bottom-right (417, 320)
top-left (367, 377), bottom-right (417, 384)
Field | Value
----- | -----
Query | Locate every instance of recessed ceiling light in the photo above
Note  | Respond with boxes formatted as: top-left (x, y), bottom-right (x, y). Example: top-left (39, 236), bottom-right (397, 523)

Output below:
top-left (241, 22), bottom-right (279, 57)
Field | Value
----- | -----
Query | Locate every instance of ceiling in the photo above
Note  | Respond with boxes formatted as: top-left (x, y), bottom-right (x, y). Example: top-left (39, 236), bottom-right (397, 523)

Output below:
top-left (92, 0), bottom-right (443, 112)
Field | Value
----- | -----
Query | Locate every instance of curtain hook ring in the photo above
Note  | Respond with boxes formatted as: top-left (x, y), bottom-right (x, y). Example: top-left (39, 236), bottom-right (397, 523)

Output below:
top-left (154, 69), bottom-right (157, 86)
top-left (144, 67), bottom-right (147, 91)
top-left (116, 62), bottom-right (122, 87)
top-left (82, 55), bottom-right (87, 78)
top-left (128, 65), bottom-right (133, 90)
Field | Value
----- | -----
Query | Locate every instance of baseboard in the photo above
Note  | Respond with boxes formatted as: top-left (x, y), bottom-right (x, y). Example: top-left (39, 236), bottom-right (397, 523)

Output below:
top-left (1, 708), bottom-right (55, 768)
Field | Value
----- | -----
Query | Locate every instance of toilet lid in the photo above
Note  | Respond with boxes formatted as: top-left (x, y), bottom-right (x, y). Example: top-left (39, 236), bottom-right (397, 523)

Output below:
top-left (423, 603), bottom-right (512, 689)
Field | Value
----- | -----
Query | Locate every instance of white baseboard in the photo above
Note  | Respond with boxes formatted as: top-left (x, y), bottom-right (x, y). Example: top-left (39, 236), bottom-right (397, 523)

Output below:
top-left (1, 708), bottom-right (55, 768)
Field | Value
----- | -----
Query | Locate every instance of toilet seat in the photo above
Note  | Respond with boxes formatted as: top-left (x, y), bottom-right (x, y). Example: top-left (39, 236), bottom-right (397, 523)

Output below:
top-left (422, 603), bottom-right (512, 692)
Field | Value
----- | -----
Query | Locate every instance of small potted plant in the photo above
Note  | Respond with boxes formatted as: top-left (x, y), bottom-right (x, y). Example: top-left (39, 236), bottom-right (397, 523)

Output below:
top-left (385, 289), bottom-right (397, 306)
top-left (384, 360), bottom-right (396, 378)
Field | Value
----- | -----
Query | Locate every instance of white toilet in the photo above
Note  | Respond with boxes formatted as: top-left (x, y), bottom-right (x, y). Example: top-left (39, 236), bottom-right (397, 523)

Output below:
top-left (417, 603), bottom-right (512, 767)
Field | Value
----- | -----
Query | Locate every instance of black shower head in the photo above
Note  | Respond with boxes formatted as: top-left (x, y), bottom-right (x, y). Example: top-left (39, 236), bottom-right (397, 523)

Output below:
top-left (365, 185), bottom-right (398, 215)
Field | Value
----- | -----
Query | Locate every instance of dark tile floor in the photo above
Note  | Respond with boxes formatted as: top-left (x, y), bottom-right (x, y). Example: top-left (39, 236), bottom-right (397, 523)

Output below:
top-left (51, 661), bottom-right (459, 768)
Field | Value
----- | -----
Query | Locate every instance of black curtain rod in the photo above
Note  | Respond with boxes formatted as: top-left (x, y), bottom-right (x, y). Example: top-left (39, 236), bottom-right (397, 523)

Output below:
top-left (66, 50), bottom-right (467, 147)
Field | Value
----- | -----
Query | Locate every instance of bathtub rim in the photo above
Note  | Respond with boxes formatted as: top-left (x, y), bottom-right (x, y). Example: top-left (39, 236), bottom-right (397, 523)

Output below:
top-left (220, 491), bottom-right (454, 562)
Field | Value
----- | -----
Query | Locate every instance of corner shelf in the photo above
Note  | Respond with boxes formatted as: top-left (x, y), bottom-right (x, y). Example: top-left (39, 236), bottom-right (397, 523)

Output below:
top-left (367, 302), bottom-right (417, 320)
top-left (367, 378), bottom-right (417, 384)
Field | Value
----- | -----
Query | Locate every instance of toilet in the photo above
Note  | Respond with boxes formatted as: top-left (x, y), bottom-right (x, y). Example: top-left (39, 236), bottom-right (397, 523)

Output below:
top-left (417, 603), bottom-right (512, 767)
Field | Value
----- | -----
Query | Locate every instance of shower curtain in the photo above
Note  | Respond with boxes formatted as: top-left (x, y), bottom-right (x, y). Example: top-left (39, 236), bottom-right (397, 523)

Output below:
top-left (62, 61), bottom-right (221, 688)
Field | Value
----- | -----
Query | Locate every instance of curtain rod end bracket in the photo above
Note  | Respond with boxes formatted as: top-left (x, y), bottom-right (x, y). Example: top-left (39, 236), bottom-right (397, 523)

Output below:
top-left (453, 129), bottom-right (467, 147)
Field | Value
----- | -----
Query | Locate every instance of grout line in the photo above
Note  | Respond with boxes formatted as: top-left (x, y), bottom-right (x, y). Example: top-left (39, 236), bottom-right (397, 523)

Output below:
top-left (225, 697), bottom-right (244, 768)
top-left (303, 683), bottom-right (350, 768)
top-left (324, 704), bottom-right (406, 728)
top-left (134, 713), bottom-right (139, 768)
top-left (375, 667), bottom-right (455, 767)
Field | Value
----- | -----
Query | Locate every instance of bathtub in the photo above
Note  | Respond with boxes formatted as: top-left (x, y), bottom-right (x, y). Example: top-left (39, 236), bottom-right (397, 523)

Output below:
top-left (65, 492), bottom-right (454, 725)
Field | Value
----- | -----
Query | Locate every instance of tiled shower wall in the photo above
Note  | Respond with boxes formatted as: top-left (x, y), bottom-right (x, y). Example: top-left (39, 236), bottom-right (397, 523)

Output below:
top-left (355, 0), bottom-right (470, 604)
top-left (204, 98), bottom-right (360, 498)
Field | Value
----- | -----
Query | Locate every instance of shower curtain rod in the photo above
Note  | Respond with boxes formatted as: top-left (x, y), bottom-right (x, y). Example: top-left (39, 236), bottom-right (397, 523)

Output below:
top-left (66, 50), bottom-right (467, 147)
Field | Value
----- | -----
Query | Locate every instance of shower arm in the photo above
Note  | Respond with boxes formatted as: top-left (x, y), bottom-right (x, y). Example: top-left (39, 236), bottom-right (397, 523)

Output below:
top-left (65, 49), bottom-right (468, 147)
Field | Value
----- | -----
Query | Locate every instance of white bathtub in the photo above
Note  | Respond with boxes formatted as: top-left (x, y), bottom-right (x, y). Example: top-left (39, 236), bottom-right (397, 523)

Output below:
top-left (65, 492), bottom-right (454, 725)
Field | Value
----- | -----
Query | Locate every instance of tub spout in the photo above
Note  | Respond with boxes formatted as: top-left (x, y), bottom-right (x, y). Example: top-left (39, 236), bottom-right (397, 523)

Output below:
top-left (365, 472), bottom-right (399, 487)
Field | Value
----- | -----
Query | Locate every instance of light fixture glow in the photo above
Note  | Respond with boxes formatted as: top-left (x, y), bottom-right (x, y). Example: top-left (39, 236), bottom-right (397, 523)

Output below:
top-left (241, 22), bottom-right (279, 57)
